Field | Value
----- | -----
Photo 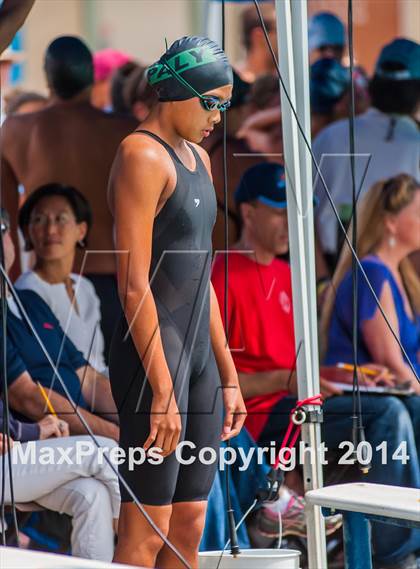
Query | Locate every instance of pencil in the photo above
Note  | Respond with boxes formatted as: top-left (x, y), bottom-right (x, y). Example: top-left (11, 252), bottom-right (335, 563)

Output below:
top-left (37, 381), bottom-right (57, 416)
top-left (337, 363), bottom-right (380, 377)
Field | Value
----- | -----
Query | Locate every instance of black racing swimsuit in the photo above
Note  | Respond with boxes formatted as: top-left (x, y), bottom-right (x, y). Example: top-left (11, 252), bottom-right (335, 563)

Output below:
top-left (109, 130), bottom-right (223, 505)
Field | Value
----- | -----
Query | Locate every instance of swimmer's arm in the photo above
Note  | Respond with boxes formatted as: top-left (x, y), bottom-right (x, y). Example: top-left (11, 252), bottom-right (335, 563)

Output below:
top-left (77, 365), bottom-right (118, 423)
top-left (209, 283), bottom-right (239, 387)
top-left (195, 145), bottom-right (234, 383)
top-left (110, 137), bottom-right (174, 396)
top-left (210, 283), bottom-right (247, 439)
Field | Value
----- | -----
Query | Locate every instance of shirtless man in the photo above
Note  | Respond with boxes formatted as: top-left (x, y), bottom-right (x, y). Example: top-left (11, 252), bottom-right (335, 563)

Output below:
top-left (1, 36), bottom-right (137, 353)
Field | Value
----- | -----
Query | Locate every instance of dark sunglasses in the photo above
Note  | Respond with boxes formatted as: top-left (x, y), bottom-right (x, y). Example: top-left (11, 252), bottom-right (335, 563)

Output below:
top-left (0, 221), bottom-right (10, 234)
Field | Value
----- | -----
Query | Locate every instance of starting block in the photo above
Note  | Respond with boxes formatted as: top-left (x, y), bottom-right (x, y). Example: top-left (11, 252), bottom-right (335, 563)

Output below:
top-left (305, 483), bottom-right (420, 569)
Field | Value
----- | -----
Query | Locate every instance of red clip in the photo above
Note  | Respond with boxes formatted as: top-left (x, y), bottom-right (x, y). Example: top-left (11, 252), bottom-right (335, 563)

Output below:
top-left (273, 394), bottom-right (323, 469)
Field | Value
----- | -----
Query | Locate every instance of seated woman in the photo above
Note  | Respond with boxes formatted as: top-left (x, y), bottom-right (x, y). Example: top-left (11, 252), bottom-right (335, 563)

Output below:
top-left (16, 184), bottom-right (107, 372)
top-left (0, 404), bottom-right (119, 562)
top-left (0, 208), bottom-right (117, 440)
top-left (322, 173), bottom-right (420, 441)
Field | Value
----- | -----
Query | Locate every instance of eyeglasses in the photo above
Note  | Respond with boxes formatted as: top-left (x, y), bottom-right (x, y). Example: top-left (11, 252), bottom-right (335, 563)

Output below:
top-left (0, 221), bottom-right (9, 234)
top-left (160, 57), bottom-right (231, 113)
top-left (29, 212), bottom-right (75, 228)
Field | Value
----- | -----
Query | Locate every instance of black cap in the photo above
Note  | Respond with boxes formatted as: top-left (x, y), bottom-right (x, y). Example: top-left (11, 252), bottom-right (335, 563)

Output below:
top-left (235, 163), bottom-right (287, 208)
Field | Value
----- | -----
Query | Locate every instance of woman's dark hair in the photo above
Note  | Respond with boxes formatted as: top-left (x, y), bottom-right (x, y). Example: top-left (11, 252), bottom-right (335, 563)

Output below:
top-left (19, 183), bottom-right (92, 249)
top-left (124, 64), bottom-right (159, 111)
top-left (369, 75), bottom-right (420, 115)
top-left (111, 61), bottom-right (141, 115)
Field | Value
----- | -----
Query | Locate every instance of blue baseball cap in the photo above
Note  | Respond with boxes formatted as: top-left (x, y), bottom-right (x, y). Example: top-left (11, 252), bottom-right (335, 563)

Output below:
top-left (375, 38), bottom-right (420, 80)
top-left (308, 12), bottom-right (345, 52)
top-left (235, 163), bottom-right (288, 209)
top-left (310, 58), bottom-right (350, 114)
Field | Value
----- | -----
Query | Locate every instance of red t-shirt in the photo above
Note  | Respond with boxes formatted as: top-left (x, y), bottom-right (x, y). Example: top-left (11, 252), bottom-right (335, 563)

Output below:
top-left (211, 251), bottom-right (296, 441)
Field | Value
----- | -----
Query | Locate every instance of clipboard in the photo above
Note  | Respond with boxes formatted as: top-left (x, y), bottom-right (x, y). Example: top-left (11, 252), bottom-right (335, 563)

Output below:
top-left (331, 381), bottom-right (414, 397)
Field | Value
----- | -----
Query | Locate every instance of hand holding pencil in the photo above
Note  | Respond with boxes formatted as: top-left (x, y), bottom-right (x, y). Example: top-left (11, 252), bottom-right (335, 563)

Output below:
top-left (337, 363), bottom-right (396, 386)
top-left (37, 382), bottom-right (70, 438)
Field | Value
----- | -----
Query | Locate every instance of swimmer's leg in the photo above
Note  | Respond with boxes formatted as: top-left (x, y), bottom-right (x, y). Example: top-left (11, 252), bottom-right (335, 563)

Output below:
top-left (156, 500), bottom-right (208, 569)
top-left (114, 502), bottom-right (172, 567)
top-left (113, 320), bottom-right (193, 567)
top-left (157, 352), bottom-right (223, 568)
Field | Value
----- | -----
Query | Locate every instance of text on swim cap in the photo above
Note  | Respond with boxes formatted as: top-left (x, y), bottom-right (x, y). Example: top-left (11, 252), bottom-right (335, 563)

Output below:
top-left (148, 48), bottom-right (219, 85)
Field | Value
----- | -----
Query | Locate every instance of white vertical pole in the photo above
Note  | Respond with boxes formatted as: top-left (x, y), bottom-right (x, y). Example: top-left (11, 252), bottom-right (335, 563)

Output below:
top-left (274, 1), bottom-right (327, 567)
top-left (205, 0), bottom-right (223, 45)
top-left (289, 0), bottom-right (320, 368)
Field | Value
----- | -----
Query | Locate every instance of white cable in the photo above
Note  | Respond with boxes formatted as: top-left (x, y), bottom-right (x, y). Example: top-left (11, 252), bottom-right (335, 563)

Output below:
top-left (215, 498), bottom-right (258, 569)
top-left (277, 508), bottom-right (282, 549)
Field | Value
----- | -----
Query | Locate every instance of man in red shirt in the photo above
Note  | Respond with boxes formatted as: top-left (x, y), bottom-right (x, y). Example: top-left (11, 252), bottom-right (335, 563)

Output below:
top-left (212, 162), bottom-right (340, 443)
top-left (211, 163), bottom-right (420, 567)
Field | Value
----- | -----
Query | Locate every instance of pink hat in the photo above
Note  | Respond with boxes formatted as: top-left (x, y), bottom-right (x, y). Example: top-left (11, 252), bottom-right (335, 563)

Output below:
top-left (93, 49), bottom-right (132, 82)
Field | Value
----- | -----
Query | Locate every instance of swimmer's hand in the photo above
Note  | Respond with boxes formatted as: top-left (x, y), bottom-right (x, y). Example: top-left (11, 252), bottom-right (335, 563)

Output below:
top-left (221, 385), bottom-right (247, 442)
top-left (143, 393), bottom-right (182, 458)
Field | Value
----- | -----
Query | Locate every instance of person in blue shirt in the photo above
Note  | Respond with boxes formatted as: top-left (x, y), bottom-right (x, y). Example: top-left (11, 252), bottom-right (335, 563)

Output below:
top-left (321, 174), bottom-right (420, 564)
top-left (322, 173), bottom-right (420, 389)
top-left (0, 208), bottom-right (118, 440)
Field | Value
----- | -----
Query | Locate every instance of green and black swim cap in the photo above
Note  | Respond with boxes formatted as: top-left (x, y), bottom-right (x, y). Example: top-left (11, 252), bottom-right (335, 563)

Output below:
top-left (147, 36), bottom-right (233, 102)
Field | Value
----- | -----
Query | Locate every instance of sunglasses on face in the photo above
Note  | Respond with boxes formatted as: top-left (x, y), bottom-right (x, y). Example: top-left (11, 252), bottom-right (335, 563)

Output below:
top-left (161, 58), bottom-right (231, 113)
top-left (0, 221), bottom-right (9, 235)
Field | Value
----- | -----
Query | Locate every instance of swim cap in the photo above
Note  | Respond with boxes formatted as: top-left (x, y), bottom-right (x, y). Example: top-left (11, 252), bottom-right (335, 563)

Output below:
top-left (93, 48), bottom-right (132, 83)
top-left (147, 36), bottom-right (233, 102)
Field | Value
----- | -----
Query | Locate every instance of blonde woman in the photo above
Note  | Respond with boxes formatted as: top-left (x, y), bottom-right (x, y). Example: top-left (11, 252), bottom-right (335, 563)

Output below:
top-left (322, 173), bottom-right (420, 390)
top-left (321, 174), bottom-right (420, 568)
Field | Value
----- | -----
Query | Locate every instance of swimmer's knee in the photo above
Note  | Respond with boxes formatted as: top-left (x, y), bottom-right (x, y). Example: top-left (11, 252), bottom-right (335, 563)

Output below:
top-left (170, 502), bottom-right (206, 545)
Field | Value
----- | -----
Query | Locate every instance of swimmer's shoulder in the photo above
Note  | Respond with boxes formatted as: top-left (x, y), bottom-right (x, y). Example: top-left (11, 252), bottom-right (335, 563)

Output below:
top-left (111, 132), bottom-right (173, 194)
top-left (190, 143), bottom-right (213, 181)
top-left (109, 132), bottom-right (174, 212)
top-left (118, 130), bottom-right (175, 172)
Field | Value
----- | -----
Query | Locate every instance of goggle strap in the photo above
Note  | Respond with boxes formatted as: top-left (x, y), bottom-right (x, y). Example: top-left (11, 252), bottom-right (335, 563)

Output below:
top-left (160, 57), bottom-right (203, 100)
